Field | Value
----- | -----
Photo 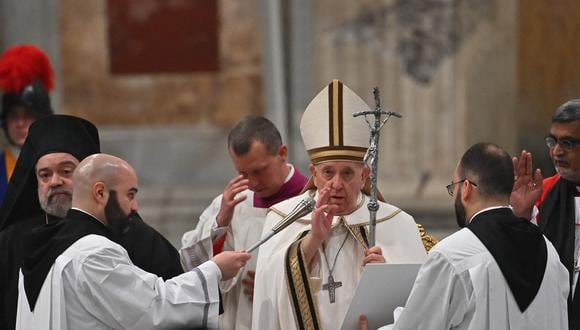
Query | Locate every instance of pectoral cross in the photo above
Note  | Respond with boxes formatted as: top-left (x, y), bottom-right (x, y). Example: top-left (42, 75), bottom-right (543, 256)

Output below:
top-left (322, 275), bottom-right (342, 303)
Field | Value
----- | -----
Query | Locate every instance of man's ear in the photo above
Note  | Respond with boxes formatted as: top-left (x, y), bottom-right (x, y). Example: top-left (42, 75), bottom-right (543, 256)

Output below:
top-left (93, 182), bottom-right (107, 205)
top-left (460, 179), bottom-right (473, 203)
top-left (278, 144), bottom-right (288, 162)
top-left (309, 163), bottom-right (316, 176)
top-left (361, 165), bottom-right (370, 181)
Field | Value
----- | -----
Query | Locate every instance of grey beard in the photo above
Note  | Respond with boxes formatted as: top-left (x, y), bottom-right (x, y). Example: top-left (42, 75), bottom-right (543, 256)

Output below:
top-left (39, 187), bottom-right (73, 219)
top-left (40, 193), bottom-right (72, 218)
top-left (43, 201), bottom-right (71, 218)
top-left (555, 166), bottom-right (580, 184)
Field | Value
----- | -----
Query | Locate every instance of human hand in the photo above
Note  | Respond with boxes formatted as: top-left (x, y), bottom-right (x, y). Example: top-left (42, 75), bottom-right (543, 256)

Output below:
top-left (241, 270), bottom-right (255, 301)
top-left (302, 185), bottom-right (338, 265)
top-left (510, 150), bottom-right (543, 219)
top-left (216, 175), bottom-right (249, 227)
top-left (359, 314), bottom-right (369, 330)
top-left (363, 245), bottom-right (385, 266)
top-left (212, 250), bottom-right (251, 281)
top-left (310, 185), bottom-right (337, 242)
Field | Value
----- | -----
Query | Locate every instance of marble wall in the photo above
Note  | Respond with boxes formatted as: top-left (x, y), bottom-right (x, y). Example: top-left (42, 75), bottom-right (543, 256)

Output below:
top-left (517, 0), bottom-right (580, 175)
top-left (2, 0), bottom-right (578, 245)
top-left (311, 0), bottom-right (516, 209)
top-left (60, 0), bottom-right (263, 127)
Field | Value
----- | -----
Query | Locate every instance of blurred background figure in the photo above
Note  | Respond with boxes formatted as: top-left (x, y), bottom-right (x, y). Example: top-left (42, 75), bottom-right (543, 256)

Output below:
top-left (0, 44), bottom-right (54, 202)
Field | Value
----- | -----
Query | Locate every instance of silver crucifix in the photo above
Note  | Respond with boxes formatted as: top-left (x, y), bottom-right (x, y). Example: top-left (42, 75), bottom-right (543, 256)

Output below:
top-left (353, 87), bottom-right (401, 247)
top-left (322, 275), bottom-right (343, 303)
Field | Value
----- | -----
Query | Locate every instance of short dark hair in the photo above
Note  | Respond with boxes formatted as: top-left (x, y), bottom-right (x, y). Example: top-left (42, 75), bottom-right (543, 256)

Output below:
top-left (227, 115), bottom-right (282, 156)
top-left (458, 143), bottom-right (513, 199)
top-left (552, 99), bottom-right (580, 123)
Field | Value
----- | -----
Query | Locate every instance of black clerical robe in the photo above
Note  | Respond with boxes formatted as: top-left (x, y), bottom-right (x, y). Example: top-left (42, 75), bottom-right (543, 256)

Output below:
top-left (116, 212), bottom-right (183, 279)
top-left (537, 173), bottom-right (580, 328)
top-left (0, 214), bottom-right (57, 330)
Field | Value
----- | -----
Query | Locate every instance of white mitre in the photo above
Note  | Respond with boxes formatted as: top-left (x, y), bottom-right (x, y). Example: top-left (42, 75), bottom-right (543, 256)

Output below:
top-left (300, 79), bottom-right (385, 199)
top-left (300, 79), bottom-right (371, 164)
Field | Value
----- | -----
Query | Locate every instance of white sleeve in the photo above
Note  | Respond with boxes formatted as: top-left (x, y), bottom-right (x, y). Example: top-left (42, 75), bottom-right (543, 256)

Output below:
top-left (179, 195), bottom-right (226, 271)
top-left (391, 252), bottom-right (473, 330)
top-left (73, 244), bottom-right (222, 330)
top-left (252, 211), bottom-right (284, 330)
top-left (530, 205), bottom-right (539, 226)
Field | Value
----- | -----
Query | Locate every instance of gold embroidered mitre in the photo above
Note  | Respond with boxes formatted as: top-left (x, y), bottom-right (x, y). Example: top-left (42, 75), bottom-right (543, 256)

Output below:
top-left (300, 79), bottom-right (371, 164)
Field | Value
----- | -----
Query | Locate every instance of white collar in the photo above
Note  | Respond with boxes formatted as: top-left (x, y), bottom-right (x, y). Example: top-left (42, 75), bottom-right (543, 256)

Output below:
top-left (70, 207), bottom-right (103, 224)
top-left (468, 205), bottom-right (511, 224)
top-left (284, 164), bottom-right (294, 183)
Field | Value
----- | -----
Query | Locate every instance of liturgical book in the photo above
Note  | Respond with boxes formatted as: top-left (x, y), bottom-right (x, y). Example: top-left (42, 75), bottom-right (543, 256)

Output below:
top-left (341, 263), bottom-right (421, 329)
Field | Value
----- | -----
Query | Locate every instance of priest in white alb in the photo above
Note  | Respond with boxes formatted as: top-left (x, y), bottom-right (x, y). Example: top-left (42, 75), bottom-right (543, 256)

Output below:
top-left (376, 143), bottom-right (569, 330)
top-left (15, 154), bottom-right (251, 329)
top-left (252, 79), bottom-right (428, 329)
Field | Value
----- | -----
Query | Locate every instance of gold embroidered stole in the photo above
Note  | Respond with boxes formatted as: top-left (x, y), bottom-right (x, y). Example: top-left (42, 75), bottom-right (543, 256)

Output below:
top-left (285, 231), bottom-right (321, 330)
top-left (284, 218), bottom-right (372, 330)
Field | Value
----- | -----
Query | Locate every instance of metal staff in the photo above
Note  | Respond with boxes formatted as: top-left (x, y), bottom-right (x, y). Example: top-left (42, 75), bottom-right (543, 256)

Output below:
top-left (353, 87), bottom-right (401, 247)
top-left (246, 195), bottom-right (315, 253)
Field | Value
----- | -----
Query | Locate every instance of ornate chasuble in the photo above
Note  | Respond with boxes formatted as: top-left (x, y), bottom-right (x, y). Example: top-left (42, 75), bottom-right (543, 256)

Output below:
top-left (284, 219), bottom-right (371, 329)
top-left (254, 190), bottom-right (427, 330)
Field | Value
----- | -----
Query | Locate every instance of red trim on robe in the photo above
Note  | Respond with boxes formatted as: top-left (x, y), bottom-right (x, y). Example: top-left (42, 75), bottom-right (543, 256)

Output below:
top-left (213, 232), bottom-right (227, 254)
top-left (535, 174), bottom-right (561, 224)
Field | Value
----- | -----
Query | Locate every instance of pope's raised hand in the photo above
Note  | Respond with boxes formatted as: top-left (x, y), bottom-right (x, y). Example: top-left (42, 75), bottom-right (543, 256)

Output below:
top-left (216, 175), bottom-right (249, 227)
top-left (310, 185), bottom-right (337, 243)
top-left (510, 150), bottom-right (543, 219)
top-left (302, 183), bottom-right (338, 266)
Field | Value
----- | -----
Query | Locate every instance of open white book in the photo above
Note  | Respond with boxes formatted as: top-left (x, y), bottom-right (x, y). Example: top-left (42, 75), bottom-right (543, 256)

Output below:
top-left (341, 263), bottom-right (421, 330)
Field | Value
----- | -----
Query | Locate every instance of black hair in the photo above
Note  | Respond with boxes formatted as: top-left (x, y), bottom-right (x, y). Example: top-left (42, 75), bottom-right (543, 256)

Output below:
top-left (227, 115), bottom-right (282, 156)
top-left (552, 99), bottom-right (580, 123)
top-left (458, 143), bottom-right (513, 199)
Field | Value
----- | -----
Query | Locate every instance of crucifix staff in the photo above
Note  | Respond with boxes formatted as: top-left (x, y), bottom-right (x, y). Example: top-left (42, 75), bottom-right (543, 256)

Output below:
top-left (353, 87), bottom-right (401, 247)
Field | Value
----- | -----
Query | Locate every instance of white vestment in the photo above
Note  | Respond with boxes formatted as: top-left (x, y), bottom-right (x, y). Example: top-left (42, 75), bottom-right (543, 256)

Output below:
top-left (16, 234), bottom-right (221, 330)
top-left (385, 228), bottom-right (569, 330)
top-left (252, 191), bottom-right (427, 330)
top-left (181, 189), bottom-right (265, 330)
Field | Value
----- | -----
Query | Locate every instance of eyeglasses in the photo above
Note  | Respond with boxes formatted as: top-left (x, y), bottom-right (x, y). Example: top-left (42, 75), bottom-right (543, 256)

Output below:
top-left (545, 136), bottom-right (580, 151)
top-left (445, 179), bottom-right (477, 197)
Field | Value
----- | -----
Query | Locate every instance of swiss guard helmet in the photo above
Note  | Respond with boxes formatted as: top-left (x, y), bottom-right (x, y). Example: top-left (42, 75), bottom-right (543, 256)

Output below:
top-left (0, 45), bottom-right (55, 144)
